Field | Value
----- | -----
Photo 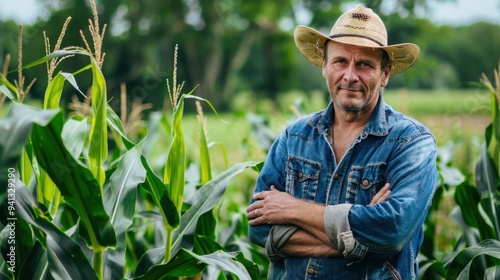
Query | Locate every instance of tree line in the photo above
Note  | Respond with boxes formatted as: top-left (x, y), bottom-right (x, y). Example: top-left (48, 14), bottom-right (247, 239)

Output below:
top-left (1, 0), bottom-right (499, 111)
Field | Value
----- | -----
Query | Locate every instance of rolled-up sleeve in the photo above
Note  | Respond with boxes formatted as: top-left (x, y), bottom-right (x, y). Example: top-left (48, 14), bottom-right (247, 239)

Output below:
top-left (324, 203), bottom-right (368, 262)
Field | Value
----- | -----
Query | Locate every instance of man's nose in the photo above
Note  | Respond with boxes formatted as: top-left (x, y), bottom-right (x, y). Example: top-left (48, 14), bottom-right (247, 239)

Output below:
top-left (343, 63), bottom-right (359, 82)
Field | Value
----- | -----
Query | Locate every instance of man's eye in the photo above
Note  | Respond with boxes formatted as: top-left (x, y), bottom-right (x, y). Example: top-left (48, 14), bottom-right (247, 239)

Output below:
top-left (359, 62), bottom-right (375, 69)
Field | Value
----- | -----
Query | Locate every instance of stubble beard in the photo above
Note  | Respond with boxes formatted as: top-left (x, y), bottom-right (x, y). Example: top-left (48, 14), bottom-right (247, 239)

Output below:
top-left (331, 84), bottom-right (378, 113)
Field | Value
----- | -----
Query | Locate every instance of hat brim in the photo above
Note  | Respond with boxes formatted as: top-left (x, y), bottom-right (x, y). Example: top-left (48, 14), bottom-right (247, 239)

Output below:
top-left (294, 25), bottom-right (420, 76)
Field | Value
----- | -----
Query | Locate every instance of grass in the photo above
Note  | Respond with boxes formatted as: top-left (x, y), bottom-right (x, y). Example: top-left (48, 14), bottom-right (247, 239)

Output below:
top-left (383, 88), bottom-right (491, 117)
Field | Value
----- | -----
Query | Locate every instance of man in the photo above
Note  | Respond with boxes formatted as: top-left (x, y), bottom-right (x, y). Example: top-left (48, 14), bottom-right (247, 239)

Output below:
top-left (247, 4), bottom-right (438, 279)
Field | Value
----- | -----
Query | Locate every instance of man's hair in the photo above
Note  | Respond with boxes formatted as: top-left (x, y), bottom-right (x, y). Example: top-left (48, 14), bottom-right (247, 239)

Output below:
top-left (323, 41), bottom-right (391, 71)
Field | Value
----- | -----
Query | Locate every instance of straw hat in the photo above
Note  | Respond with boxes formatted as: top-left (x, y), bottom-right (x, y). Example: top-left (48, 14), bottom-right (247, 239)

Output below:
top-left (294, 4), bottom-right (419, 76)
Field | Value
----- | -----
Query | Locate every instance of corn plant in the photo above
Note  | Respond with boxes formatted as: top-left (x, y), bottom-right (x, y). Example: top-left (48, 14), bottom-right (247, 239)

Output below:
top-left (0, 2), bottom-right (260, 279)
top-left (418, 62), bottom-right (500, 279)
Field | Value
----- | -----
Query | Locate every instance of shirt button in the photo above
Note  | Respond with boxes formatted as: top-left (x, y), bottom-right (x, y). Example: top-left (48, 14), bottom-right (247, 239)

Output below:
top-left (362, 179), bottom-right (369, 186)
top-left (333, 173), bottom-right (339, 180)
top-left (298, 172), bottom-right (303, 178)
top-left (307, 268), bottom-right (316, 275)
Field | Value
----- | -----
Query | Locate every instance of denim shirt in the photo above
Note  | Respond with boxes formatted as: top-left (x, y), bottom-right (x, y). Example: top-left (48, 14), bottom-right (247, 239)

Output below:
top-left (248, 97), bottom-right (438, 279)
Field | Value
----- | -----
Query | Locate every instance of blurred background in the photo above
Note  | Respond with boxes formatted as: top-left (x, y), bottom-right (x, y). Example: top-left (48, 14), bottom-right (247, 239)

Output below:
top-left (1, 0), bottom-right (499, 110)
top-left (2, 2), bottom-right (500, 276)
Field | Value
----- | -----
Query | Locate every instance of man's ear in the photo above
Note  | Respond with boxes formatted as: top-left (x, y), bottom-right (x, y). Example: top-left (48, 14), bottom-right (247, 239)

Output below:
top-left (381, 64), bottom-right (392, 87)
top-left (322, 59), bottom-right (327, 79)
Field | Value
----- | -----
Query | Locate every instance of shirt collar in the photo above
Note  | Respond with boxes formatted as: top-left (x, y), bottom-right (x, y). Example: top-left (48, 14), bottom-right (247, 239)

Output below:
top-left (311, 95), bottom-right (389, 137)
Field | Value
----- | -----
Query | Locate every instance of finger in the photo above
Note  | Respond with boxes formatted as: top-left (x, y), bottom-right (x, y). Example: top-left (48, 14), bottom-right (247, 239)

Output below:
top-left (247, 201), bottom-right (258, 214)
top-left (253, 185), bottom-right (277, 199)
top-left (246, 208), bottom-right (259, 220)
top-left (252, 192), bottom-right (261, 200)
top-left (378, 189), bottom-right (391, 202)
top-left (369, 183), bottom-right (391, 206)
top-left (253, 190), bottom-right (267, 200)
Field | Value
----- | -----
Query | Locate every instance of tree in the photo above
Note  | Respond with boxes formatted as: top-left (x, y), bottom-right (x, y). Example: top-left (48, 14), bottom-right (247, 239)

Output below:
top-left (1, 0), bottom-right (473, 112)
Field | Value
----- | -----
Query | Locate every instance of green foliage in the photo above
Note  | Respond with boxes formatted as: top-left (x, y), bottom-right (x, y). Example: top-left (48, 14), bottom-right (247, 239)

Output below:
top-left (0, 8), bottom-right (262, 279)
top-left (418, 63), bottom-right (500, 279)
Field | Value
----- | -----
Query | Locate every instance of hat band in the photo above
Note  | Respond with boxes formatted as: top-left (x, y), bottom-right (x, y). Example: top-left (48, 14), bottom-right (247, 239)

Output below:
top-left (329, 34), bottom-right (385, 47)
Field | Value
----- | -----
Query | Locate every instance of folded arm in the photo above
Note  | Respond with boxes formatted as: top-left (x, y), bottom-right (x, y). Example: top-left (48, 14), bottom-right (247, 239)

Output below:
top-left (247, 184), bottom-right (391, 257)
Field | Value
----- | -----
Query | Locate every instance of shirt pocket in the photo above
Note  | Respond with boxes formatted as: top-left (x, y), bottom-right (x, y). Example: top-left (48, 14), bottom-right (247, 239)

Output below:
top-left (347, 163), bottom-right (386, 205)
top-left (285, 157), bottom-right (320, 201)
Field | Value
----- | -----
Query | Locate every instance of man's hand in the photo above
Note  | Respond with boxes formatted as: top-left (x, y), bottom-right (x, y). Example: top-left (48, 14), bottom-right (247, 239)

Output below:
top-left (370, 183), bottom-right (391, 205)
top-left (247, 185), bottom-right (299, 226)
top-left (247, 183), bottom-right (391, 225)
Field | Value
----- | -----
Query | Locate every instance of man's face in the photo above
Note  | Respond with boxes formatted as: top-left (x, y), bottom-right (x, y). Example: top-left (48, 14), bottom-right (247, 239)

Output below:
top-left (322, 41), bottom-right (391, 114)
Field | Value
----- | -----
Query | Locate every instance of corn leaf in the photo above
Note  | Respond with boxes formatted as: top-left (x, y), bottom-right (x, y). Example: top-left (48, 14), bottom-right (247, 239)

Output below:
top-left (17, 242), bottom-right (49, 280)
top-left (88, 58), bottom-right (108, 188)
top-left (134, 161), bottom-right (259, 274)
top-left (14, 183), bottom-right (99, 280)
top-left (32, 160), bottom-right (60, 218)
top-left (0, 103), bottom-right (59, 203)
top-left (184, 95), bottom-right (225, 123)
top-left (35, 117), bottom-right (90, 218)
top-left (44, 72), bottom-right (85, 110)
top-left (133, 249), bottom-right (206, 279)
top-left (486, 122), bottom-right (500, 178)
top-left (418, 259), bottom-right (447, 279)
top-left (19, 146), bottom-right (33, 189)
top-left (30, 112), bottom-right (116, 251)
top-left (445, 239), bottom-right (500, 280)
top-left (0, 103), bottom-right (59, 167)
top-left (485, 266), bottom-right (500, 279)
top-left (0, 78), bottom-right (19, 102)
top-left (193, 235), bottom-right (223, 255)
top-left (132, 249), bottom-right (254, 280)
top-left (0, 192), bottom-right (34, 279)
top-left (455, 181), bottom-right (496, 241)
top-left (163, 93), bottom-right (186, 215)
top-left (38, 72), bottom-right (68, 217)
top-left (103, 143), bottom-right (146, 280)
top-left (194, 117), bottom-right (216, 240)
top-left (8, 50), bottom-right (78, 73)
top-left (43, 73), bottom-right (65, 109)
top-left (172, 161), bottom-right (259, 255)
top-left (61, 118), bottom-right (90, 160)
top-left (140, 156), bottom-right (180, 230)
top-left (106, 104), bottom-right (136, 150)
top-left (199, 120), bottom-right (212, 184)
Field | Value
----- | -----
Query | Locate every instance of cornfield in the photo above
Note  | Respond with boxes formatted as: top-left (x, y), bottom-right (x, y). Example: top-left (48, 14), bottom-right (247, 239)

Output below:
top-left (1, 2), bottom-right (500, 279)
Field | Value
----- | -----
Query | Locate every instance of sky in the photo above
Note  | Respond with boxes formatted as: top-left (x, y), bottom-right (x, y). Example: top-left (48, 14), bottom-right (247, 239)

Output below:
top-left (1, 0), bottom-right (499, 26)
top-left (425, 0), bottom-right (500, 25)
